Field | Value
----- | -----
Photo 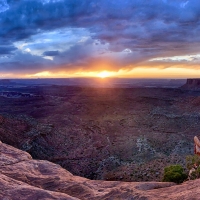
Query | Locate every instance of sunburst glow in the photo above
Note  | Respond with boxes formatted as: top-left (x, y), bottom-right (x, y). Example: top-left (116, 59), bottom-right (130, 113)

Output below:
top-left (97, 71), bottom-right (112, 78)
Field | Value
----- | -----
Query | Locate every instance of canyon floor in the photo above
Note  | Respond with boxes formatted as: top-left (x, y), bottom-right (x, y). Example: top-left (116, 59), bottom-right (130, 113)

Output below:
top-left (0, 83), bottom-right (199, 182)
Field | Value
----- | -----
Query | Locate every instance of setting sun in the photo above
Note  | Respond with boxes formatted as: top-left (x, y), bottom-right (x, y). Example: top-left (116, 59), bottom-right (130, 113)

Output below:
top-left (97, 71), bottom-right (111, 78)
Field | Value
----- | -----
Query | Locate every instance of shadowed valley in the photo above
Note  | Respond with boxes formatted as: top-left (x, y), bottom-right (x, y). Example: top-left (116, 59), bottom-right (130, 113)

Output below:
top-left (0, 80), bottom-right (199, 182)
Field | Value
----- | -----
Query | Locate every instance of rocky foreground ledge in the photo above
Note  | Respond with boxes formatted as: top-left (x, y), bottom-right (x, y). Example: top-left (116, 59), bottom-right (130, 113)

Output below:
top-left (0, 141), bottom-right (200, 200)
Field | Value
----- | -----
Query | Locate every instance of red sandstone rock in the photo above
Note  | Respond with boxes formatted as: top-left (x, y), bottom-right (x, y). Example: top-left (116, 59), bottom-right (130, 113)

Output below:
top-left (2, 140), bottom-right (200, 199)
top-left (0, 174), bottom-right (78, 200)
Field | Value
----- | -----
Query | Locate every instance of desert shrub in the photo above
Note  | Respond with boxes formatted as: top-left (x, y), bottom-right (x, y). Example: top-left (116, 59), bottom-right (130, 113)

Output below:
top-left (189, 167), bottom-right (200, 180)
top-left (162, 165), bottom-right (187, 184)
top-left (186, 155), bottom-right (200, 170)
top-left (186, 155), bottom-right (200, 180)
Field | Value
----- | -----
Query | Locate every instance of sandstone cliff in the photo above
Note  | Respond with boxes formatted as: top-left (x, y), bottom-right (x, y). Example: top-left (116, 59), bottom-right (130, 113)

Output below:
top-left (1, 140), bottom-right (200, 200)
top-left (181, 78), bottom-right (200, 90)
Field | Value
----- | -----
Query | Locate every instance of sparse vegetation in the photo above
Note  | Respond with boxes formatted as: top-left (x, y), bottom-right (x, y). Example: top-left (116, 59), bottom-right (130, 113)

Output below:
top-left (186, 155), bottom-right (200, 169)
top-left (186, 155), bottom-right (200, 180)
top-left (162, 165), bottom-right (187, 184)
top-left (188, 167), bottom-right (200, 180)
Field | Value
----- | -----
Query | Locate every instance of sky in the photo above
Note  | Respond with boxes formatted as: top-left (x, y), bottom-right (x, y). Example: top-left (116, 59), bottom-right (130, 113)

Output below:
top-left (1, 0), bottom-right (200, 78)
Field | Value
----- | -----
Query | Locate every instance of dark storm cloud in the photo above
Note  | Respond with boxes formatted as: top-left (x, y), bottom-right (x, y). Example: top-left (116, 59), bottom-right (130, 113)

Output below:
top-left (52, 39), bottom-right (102, 70)
top-left (43, 50), bottom-right (60, 56)
top-left (1, 0), bottom-right (200, 74)
top-left (0, 0), bottom-right (96, 44)
top-left (0, 46), bottom-right (17, 55)
top-left (0, 51), bottom-right (52, 73)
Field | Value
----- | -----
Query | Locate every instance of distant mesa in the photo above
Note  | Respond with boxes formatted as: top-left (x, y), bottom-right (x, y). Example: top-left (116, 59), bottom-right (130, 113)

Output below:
top-left (0, 79), bottom-right (11, 84)
top-left (181, 78), bottom-right (200, 90)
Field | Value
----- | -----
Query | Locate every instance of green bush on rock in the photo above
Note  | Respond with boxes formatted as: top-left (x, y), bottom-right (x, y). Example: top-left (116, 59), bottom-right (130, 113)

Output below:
top-left (162, 165), bottom-right (187, 184)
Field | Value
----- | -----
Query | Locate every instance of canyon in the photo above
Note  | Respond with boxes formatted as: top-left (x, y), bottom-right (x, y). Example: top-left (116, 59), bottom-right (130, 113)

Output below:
top-left (0, 80), bottom-right (200, 182)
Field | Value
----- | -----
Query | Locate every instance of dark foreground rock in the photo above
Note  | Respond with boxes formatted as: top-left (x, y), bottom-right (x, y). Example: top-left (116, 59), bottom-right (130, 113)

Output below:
top-left (1, 140), bottom-right (200, 200)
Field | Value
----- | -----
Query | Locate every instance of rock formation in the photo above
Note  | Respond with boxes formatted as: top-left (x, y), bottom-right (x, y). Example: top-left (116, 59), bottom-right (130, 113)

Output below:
top-left (2, 140), bottom-right (200, 200)
top-left (181, 78), bottom-right (200, 90)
